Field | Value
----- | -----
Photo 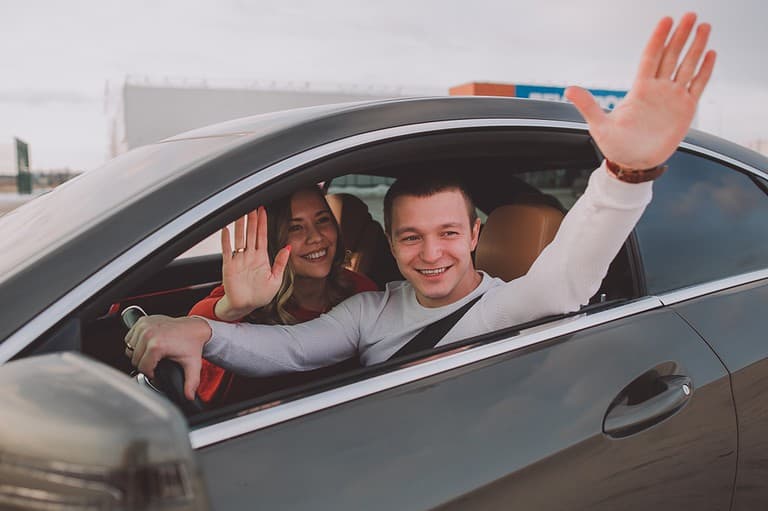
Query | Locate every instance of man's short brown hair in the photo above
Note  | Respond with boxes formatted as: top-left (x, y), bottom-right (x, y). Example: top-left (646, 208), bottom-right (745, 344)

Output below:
top-left (383, 174), bottom-right (478, 236)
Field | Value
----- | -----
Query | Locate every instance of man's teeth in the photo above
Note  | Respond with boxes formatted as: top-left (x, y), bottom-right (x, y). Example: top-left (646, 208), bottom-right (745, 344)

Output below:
top-left (419, 267), bottom-right (447, 275)
top-left (304, 249), bottom-right (327, 260)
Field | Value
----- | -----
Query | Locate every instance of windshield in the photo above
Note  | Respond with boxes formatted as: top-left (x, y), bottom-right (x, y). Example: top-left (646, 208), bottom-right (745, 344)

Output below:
top-left (0, 135), bottom-right (245, 284)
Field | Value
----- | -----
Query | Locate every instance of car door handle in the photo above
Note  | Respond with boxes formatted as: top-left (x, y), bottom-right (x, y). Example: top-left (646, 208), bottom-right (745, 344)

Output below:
top-left (603, 374), bottom-right (692, 438)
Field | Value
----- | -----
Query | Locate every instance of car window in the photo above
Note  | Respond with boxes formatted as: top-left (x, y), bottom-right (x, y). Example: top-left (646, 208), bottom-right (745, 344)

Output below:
top-left (177, 174), bottom-right (397, 260)
top-left (327, 174), bottom-right (395, 226)
top-left (635, 150), bottom-right (768, 294)
top-left (516, 168), bottom-right (591, 209)
top-left (76, 127), bottom-right (639, 422)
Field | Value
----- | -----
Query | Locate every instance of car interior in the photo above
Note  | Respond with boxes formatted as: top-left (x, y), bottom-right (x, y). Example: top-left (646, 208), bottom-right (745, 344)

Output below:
top-left (25, 127), bottom-right (647, 426)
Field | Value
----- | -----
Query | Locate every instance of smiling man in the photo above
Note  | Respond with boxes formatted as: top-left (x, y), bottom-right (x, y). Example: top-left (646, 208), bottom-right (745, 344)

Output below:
top-left (384, 176), bottom-right (482, 308)
top-left (126, 13), bottom-right (717, 400)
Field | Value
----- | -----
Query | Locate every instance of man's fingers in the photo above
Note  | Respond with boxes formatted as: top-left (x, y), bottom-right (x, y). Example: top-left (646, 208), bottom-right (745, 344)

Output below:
top-left (246, 209), bottom-right (259, 250)
top-left (674, 23), bottom-right (711, 85)
top-left (135, 340), bottom-right (157, 379)
top-left (256, 206), bottom-right (268, 252)
top-left (127, 322), bottom-right (147, 367)
top-left (233, 216), bottom-right (245, 250)
top-left (656, 12), bottom-right (697, 79)
top-left (635, 16), bottom-right (674, 79)
top-left (689, 50), bottom-right (717, 100)
top-left (131, 341), bottom-right (145, 368)
top-left (183, 357), bottom-right (202, 401)
top-left (565, 86), bottom-right (606, 131)
top-left (272, 245), bottom-right (291, 280)
top-left (124, 325), bottom-right (136, 351)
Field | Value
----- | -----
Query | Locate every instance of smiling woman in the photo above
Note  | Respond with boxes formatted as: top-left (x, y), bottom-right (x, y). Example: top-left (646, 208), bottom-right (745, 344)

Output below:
top-left (187, 186), bottom-right (378, 404)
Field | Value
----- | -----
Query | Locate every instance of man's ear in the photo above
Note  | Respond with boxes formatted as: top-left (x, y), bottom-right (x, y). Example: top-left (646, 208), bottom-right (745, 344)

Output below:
top-left (470, 218), bottom-right (481, 251)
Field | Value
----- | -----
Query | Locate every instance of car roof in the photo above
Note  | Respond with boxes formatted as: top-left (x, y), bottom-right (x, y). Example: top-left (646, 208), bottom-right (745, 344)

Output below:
top-left (0, 96), bottom-right (765, 345)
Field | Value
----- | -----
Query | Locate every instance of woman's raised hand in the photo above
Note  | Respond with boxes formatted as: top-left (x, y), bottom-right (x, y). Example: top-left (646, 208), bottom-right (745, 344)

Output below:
top-left (565, 12), bottom-right (716, 171)
top-left (214, 207), bottom-right (291, 321)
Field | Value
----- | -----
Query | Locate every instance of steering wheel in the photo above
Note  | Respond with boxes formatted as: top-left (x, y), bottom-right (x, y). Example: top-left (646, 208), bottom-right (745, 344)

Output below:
top-left (121, 306), bottom-right (206, 414)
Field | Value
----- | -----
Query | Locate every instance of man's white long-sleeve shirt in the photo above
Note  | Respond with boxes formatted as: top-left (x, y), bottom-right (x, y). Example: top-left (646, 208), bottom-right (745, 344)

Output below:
top-left (203, 163), bottom-right (652, 376)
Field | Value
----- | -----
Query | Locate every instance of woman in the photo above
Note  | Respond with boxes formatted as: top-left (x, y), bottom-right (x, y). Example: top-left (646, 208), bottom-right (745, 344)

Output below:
top-left (189, 186), bottom-right (378, 404)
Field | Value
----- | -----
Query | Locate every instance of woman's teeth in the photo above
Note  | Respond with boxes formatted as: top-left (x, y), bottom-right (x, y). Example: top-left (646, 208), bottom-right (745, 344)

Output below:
top-left (303, 249), bottom-right (327, 260)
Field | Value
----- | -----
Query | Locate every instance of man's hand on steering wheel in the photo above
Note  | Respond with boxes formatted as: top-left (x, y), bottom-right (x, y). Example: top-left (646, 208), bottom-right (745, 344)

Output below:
top-left (125, 314), bottom-right (211, 400)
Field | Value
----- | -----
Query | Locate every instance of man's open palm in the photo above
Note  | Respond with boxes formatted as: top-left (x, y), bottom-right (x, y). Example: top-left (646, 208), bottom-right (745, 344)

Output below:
top-left (566, 13), bottom-right (716, 170)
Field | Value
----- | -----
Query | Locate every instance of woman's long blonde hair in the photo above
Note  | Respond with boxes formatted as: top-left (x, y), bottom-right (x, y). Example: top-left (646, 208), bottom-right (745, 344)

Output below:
top-left (247, 186), bottom-right (353, 325)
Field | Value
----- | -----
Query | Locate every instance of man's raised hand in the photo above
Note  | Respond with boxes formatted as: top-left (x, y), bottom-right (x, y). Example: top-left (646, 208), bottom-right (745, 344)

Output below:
top-left (214, 206), bottom-right (291, 321)
top-left (565, 12), bottom-right (716, 170)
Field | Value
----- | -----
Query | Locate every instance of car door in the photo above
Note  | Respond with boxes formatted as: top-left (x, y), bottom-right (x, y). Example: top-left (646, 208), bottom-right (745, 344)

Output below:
top-left (193, 300), bottom-right (735, 511)
top-left (189, 132), bottom-right (737, 509)
top-left (632, 148), bottom-right (768, 510)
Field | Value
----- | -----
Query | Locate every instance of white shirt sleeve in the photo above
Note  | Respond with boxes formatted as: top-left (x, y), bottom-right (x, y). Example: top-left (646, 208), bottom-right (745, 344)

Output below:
top-left (479, 162), bottom-right (653, 331)
top-left (202, 293), bottom-right (365, 376)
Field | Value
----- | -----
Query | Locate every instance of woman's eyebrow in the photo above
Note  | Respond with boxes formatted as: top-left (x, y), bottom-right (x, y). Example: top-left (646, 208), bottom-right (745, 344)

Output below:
top-left (290, 209), bottom-right (330, 222)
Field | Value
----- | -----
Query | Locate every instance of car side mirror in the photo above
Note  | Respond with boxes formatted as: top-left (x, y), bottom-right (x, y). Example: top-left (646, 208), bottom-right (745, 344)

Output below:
top-left (0, 352), bottom-right (209, 510)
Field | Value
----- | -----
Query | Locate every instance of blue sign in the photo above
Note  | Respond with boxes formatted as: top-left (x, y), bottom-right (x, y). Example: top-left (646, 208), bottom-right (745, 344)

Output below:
top-left (515, 84), bottom-right (626, 110)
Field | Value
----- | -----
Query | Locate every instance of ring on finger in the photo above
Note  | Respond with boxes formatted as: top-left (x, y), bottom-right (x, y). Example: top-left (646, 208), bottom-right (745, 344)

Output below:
top-left (124, 339), bottom-right (134, 351)
top-left (232, 247), bottom-right (246, 255)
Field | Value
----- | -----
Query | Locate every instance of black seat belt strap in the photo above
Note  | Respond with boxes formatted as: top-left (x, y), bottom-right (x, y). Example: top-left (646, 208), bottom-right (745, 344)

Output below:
top-left (389, 295), bottom-right (482, 360)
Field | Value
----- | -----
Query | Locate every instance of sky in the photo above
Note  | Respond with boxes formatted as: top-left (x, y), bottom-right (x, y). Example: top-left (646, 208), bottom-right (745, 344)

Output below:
top-left (2, 0), bottom-right (767, 171)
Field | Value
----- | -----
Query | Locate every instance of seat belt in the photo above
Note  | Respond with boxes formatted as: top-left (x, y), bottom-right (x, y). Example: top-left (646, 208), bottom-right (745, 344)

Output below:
top-left (388, 295), bottom-right (482, 360)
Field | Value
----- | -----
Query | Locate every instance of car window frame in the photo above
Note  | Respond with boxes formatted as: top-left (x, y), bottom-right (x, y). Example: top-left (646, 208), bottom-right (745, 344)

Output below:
top-left (0, 119), bottom-right (658, 441)
top-left (1, 119), bottom-right (597, 365)
top-left (163, 140), bottom-right (768, 443)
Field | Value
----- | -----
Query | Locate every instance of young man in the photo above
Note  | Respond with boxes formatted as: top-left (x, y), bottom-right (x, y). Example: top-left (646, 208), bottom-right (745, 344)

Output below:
top-left (126, 13), bottom-right (716, 401)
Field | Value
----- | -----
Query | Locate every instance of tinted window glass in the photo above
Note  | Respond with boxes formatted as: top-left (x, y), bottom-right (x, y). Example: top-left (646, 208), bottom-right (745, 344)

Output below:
top-left (516, 168), bottom-right (591, 210)
top-left (328, 174), bottom-right (394, 226)
top-left (636, 151), bottom-right (768, 293)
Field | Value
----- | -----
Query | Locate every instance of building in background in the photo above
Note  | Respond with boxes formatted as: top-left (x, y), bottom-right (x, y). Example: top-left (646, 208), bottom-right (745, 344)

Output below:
top-left (107, 77), bottom-right (634, 159)
top-left (747, 139), bottom-right (768, 156)
top-left (449, 81), bottom-right (627, 110)
top-left (106, 77), bottom-right (434, 157)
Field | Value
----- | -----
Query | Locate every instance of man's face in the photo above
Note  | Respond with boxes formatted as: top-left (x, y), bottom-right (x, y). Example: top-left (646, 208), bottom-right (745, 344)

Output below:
top-left (388, 189), bottom-right (482, 308)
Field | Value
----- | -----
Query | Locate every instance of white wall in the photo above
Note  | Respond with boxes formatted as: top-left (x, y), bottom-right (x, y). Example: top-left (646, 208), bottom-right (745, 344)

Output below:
top-left (113, 83), bottom-right (406, 155)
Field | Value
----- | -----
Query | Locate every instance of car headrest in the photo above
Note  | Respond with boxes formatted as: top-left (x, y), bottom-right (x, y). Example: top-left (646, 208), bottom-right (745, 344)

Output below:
top-left (475, 202), bottom-right (565, 282)
top-left (326, 193), bottom-right (371, 250)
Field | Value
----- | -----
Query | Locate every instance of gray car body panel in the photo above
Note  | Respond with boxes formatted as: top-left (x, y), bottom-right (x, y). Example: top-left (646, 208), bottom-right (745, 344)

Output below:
top-left (671, 279), bottom-right (768, 510)
top-left (198, 309), bottom-right (735, 511)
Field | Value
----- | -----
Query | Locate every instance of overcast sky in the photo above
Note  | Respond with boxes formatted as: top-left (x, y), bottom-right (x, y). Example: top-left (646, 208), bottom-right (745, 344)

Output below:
top-left (2, 0), bottom-right (767, 170)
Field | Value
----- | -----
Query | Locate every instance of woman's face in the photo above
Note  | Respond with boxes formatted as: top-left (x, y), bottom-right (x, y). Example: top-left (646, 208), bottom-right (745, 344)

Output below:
top-left (285, 188), bottom-right (339, 280)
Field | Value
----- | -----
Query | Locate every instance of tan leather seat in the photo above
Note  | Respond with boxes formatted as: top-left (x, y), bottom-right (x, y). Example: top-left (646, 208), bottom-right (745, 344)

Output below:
top-left (475, 202), bottom-right (565, 282)
top-left (326, 193), bottom-right (401, 287)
